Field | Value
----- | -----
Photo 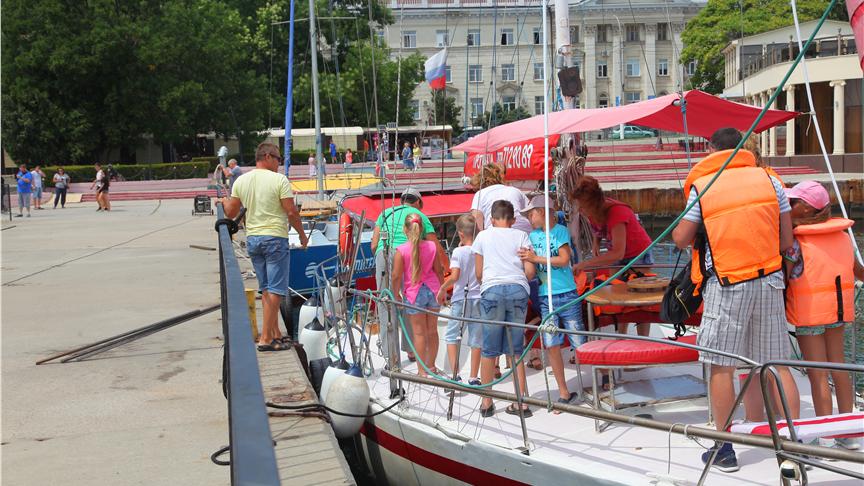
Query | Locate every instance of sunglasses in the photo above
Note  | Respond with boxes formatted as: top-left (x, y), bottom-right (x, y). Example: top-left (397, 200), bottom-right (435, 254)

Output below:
top-left (266, 153), bottom-right (283, 162)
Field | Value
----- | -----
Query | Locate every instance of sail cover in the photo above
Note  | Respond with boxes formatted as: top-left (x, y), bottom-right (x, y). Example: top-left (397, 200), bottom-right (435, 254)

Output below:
top-left (454, 90), bottom-right (798, 155)
top-left (463, 135), bottom-right (561, 180)
top-left (849, 0), bottom-right (864, 71)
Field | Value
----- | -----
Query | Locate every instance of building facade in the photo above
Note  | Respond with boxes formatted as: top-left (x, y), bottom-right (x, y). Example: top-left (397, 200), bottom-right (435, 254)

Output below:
top-left (722, 20), bottom-right (862, 156)
top-left (382, 0), bottom-right (705, 127)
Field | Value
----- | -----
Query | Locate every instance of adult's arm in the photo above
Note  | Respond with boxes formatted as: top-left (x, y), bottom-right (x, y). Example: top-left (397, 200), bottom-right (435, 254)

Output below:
top-left (574, 223), bottom-right (627, 270)
top-left (778, 211), bottom-right (792, 253)
top-left (672, 219), bottom-right (699, 250)
top-left (390, 251), bottom-right (404, 297)
top-left (281, 197), bottom-right (309, 248)
top-left (426, 232), bottom-right (448, 269)
top-left (370, 226), bottom-right (381, 253)
top-left (470, 210), bottom-right (485, 231)
top-left (222, 196), bottom-right (242, 219)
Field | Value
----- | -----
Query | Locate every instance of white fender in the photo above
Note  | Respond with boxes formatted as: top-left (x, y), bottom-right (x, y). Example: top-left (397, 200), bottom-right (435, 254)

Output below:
top-left (325, 364), bottom-right (370, 439)
top-left (299, 317), bottom-right (328, 361)
top-left (320, 357), bottom-right (350, 403)
top-left (298, 296), bottom-right (323, 330)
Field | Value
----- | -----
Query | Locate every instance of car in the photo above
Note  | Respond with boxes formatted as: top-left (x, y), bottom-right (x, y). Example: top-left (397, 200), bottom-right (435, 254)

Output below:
top-left (610, 125), bottom-right (656, 139)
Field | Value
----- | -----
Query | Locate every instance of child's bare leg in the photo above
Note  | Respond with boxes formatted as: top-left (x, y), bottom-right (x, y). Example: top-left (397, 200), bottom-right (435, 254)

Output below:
top-left (546, 345), bottom-right (570, 399)
top-left (825, 326), bottom-right (853, 414)
top-left (480, 357), bottom-right (496, 409)
top-left (410, 314), bottom-right (428, 376)
top-left (470, 347), bottom-right (481, 378)
top-left (425, 313), bottom-right (439, 372)
top-left (447, 343), bottom-right (459, 373)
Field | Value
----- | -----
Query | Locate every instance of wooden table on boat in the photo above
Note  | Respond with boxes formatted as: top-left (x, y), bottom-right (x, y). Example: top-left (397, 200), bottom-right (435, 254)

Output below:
top-left (584, 284), bottom-right (665, 333)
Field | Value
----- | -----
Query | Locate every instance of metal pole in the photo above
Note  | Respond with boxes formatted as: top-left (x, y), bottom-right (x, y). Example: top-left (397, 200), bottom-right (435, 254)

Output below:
top-left (284, 0), bottom-right (296, 176)
top-left (309, 0), bottom-right (325, 199)
top-left (446, 287), bottom-right (471, 420)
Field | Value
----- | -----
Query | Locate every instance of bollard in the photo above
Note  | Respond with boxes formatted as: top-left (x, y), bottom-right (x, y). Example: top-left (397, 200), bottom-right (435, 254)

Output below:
top-left (245, 289), bottom-right (259, 341)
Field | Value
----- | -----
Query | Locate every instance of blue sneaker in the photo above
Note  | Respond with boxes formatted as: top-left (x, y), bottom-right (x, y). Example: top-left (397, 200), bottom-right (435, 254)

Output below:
top-left (701, 442), bottom-right (739, 473)
top-left (468, 377), bottom-right (481, 386)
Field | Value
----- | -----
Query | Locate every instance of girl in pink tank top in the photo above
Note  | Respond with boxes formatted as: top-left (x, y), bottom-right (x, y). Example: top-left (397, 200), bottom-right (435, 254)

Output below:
top-left (391, 214), bottom-right (444, 377)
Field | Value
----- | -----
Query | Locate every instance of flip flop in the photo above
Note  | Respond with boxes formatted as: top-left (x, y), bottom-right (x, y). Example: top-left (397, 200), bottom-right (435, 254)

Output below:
top-left (407, 353), bottom-right (417, 362)
top-left (257, 339), bottom-right (288, 352)
top-left (479, 404), bottom-right (496, 418)
top-left (529, 357), bottom-right (543, 370)
top-left (494, 365), bottom-right (502, 379)
top-left (505, 403), bottom-right (533, 418)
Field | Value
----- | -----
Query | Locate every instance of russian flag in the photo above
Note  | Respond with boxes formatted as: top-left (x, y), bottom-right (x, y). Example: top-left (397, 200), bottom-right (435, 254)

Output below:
top-left (425, 48), bottom-right (448, 90)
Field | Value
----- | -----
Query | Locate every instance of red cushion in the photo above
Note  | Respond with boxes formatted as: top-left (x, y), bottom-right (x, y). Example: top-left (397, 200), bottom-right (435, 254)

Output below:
top-left (576, 334), bottom-right (699, 366)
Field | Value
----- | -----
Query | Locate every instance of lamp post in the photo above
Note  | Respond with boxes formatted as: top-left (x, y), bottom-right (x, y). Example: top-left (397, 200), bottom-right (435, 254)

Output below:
top-left (612, 14), bottom-right (624, 140)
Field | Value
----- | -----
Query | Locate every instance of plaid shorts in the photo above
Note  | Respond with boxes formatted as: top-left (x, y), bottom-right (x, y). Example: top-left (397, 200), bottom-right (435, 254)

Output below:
top-left (696, 272), bottom-right (791, 367)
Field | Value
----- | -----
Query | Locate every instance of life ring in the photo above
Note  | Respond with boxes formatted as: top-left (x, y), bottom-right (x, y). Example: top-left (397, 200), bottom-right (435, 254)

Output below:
top-left (339, 212), bottom-right (355, 268)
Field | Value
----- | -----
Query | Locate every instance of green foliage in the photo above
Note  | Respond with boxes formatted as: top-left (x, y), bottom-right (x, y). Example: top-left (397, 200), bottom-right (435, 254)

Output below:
top-left (476, 102), bottom-right (532, 130)
top-left (681, 0), bottom-right (849, 93)
top-left (42, 161), bottom-right (216, 185)
top-left (431, 91), bottom-right (463, 137)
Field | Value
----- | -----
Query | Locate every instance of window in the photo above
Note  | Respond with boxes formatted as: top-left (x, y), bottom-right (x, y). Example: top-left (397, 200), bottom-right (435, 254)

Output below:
top-left (533, 28), bottom-right (541, 45)
top-left (625, 24), bottom-right (640, 42)
top-left (501, 28), bottom-right (514, 46)
top-left (402, 31), bottom-right (416, 48)
top-left (626, 58), bottom-right (640, 77)
top-left (469, 64), bottom-right (483, 83)
top-left (534, 95), bottom-right (544, 115)
top-left (501, 64), bottom-right (515, 82)
top-left (657, 59), bottom-right (669, 76)
top-left (502, 96), bottom-right (516, 111)
top-left (467, 29), bottom-right (480, 47)
top-left (533, 63), bottom-right (544, 81)
top-left (626, 91), bottom-right (641, 104)
top-left (445, 65), bottom-right (452, 83)
top-left (598, 93), bottom-right (609, 108)
top-left (436, 30), bottom-right (449, 47)
top-left (570, 26), bottom-right (579, 44)
top-left (597, 60), bottom-right (608, 78)
top-left (656, 23), bottom-right (669, 42)
top-left (410, 100), bottom-right (421, 120)
top-left (597, 25), bottom-right (610, 43)
top-left (376, 30), bottom-right (386, 44)
top-left (470, 98), bottom-right (484, 118)
top-left (686, 60), bottom-right (697, 76)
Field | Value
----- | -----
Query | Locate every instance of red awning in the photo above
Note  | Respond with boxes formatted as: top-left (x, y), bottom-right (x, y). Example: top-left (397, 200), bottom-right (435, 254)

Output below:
top-left (341, 192), bottom-right (475, 222)
top-left (454, 90), bottom-right (799, 154)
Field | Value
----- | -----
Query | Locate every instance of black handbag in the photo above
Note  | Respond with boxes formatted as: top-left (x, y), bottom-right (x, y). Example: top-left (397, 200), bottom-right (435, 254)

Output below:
top-left (660, 235), bottom-right (706, 328)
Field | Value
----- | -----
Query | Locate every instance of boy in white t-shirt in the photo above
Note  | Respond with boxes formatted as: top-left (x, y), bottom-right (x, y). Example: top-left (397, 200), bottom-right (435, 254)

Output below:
top-left (472, 200), bottom-right (535, 418)
top-left (437, 214), bottom-right (482, 385)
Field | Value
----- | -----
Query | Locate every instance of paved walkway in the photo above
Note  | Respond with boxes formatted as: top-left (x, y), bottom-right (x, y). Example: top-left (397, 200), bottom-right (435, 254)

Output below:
top-left (2, 200), bottom-right (229, 485)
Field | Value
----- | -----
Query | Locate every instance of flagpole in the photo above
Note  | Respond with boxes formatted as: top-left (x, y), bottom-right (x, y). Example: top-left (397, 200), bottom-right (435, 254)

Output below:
top-left (542, 0), bottom-right (553, 310)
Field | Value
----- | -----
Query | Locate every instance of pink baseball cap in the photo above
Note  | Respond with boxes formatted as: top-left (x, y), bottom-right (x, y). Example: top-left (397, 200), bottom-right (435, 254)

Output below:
top-left (785, 181), bottom-right (830, 210)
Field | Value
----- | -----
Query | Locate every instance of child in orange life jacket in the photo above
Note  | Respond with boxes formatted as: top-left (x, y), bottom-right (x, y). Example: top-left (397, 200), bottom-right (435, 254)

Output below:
top-left (391, 214), bottom-right (445, 378)
top-left (437, 214), bottom-right (482, 385)
top-left (784, 181), bottom-right (864, 450)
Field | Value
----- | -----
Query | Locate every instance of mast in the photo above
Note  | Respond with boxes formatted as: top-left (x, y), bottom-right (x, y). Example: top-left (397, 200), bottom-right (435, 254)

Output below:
top-left (284, 0), bottom-right (296, 176)
top-left (553, 0), bottom-right (572, 109)
top-left (309, 0), bottom-right (325, 199)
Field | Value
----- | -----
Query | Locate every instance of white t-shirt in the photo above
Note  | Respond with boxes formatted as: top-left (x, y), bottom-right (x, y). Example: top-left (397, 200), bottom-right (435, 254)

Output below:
top-left (471, 184), bottom-right (532, 233)
top-left (471, 226), bottom-right (531, 294)
top-left (449, 245), bottom-right (481, 301)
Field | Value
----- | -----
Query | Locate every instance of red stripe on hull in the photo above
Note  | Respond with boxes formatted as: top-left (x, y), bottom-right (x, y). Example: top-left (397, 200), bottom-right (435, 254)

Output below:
top-left (360, 422), bottom-right (528, 485)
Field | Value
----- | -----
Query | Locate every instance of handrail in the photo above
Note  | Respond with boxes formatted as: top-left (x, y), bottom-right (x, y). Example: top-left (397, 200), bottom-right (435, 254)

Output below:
top-left (215, 197), bottom-right (281, 485)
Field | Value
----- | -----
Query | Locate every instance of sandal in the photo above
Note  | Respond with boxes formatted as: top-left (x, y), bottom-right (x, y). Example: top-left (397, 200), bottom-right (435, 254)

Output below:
top-left (601, 374), bottom-right (612, 391)
top-left (479, 404), bottom-right (496, 418)
top-left (494, 365), bottom-right (502, 379)
top-left (407, 353), bottom-right (417, 362)
top-left (569, 355), bottom-right (577, 365)
top-left (553, 392), bottom-right (579, 415)
top-left (505, 403), bottom-right (533, 418)
top-left (257, 339), bottom-right (288, 352)
top-left (529, 357), bottom-right (543, 370)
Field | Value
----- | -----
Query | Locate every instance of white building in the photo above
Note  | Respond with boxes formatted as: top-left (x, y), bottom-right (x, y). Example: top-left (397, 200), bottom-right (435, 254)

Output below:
top-left (382, 0), bottom-right (705, 127)
top-left (722, 20), bottom-right (862, 158)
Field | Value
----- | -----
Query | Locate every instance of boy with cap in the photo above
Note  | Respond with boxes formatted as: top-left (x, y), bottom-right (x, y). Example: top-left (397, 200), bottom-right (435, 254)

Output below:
top-left (518, 195), bottom-right (583, 408)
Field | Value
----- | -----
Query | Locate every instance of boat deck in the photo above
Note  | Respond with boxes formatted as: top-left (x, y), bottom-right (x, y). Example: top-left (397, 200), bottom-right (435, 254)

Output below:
top-left (362, 325), bottom-right (862, 485)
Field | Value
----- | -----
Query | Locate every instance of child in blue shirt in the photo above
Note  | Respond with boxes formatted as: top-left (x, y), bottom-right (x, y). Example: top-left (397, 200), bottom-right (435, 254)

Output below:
top-left (518, 195), bottom-right (585, 407)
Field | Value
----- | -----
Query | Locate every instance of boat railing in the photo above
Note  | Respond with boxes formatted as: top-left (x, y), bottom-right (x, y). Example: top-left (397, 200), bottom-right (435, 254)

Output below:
top-left (347, 288), bottom-right (864, 485)
top-left (214, 196), bottom-right (280, 485)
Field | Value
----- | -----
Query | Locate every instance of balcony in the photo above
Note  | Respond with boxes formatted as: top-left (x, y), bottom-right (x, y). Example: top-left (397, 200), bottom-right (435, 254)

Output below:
top-left (740, 34), bottom-right (857, 79)
top-left (391, 0), bottom-right (539, 6)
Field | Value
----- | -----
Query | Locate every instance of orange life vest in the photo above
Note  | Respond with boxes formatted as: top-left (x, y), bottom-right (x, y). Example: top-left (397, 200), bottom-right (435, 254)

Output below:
top-left (683, 149), bottom-right (782, 287)
top-left (785, 218), bottom-right (856, 327)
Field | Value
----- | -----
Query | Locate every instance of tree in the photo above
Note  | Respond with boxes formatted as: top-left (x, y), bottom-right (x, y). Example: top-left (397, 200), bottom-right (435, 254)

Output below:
top-left (681, 0), bottom-right (849, 94)
top-left (476, 102), bottom-right (532, 130)
top-left (430, 90), bottom-right (463, 137)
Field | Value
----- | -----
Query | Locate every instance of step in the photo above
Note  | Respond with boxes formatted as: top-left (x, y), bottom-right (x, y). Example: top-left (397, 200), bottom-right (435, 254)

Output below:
top-left (587, 152), bottom-right (709, 163)
top-left (594, 166), bottom-right (819, 183)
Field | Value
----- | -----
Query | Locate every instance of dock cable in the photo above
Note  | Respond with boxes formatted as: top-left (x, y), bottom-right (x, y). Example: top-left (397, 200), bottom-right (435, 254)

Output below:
top-left (265, 396), bottom-right (405, 418)
top-left (210, 445), bottom-right (230, 466)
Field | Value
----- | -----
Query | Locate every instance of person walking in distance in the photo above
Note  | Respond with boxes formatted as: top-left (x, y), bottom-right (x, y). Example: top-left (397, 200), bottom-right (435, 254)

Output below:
top-left (91, 163), bottom-right (111, 211)
top-left (53, 167), bottom-right (70, 209)
top-left (672, 127), bottom-right (800, 473)
top-left (223, 142), bottom-right (309, 351)
top-left (30, 165), bottom-right (46, 210)
top-left (308, 152), bottom-right (318, 178)
top-left (329, 140), bottom-right (338, 164)
top-left (15, 164), bottom-right (32, 218)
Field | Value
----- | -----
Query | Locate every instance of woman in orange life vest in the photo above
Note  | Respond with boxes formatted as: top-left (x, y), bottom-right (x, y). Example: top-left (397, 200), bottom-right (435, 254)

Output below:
top-left (568, 176), bottom-right (655, 337)
top-left (784, 181), bottom-right (864, 449)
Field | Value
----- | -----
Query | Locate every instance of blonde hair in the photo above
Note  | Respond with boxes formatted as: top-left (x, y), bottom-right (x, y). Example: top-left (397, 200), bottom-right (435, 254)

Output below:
top-left (742, 136), bottom-right (765, 167)
top-left (791, 200), bottom-right (831, 227)
top-left (404, 214), bottom-right (425, 285)
top-left (456, 214), bottom-right (476, 243)
top-left (470, 163), bottom-right (505, 190)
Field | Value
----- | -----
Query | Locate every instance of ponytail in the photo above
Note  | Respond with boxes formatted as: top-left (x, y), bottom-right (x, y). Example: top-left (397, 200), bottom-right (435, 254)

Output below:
top-left (405, 214), bottom-right (424, 285)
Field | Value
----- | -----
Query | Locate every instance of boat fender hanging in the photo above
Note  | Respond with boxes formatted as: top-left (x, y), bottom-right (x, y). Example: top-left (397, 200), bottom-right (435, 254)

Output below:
top-left (320, 356), bottom-right (350, 403)
top-left (339, 212), bottom-right (355, 269)
top-left (325, 364), bottom-right (370, 438)
top-left (298, 295), bottom-right (323, 330)
top-left (308, 357), bottom-right (333, 397)
top-left (298, 317), bottom-right (328, 361)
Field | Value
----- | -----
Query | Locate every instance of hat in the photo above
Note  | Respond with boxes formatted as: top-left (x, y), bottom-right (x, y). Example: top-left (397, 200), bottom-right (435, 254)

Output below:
top-left (520, 195), bottom-right (551, 215)
top-left (401, 186), bottom-right (422, 200)
top-left (785, 181), bottom-right (829, 210)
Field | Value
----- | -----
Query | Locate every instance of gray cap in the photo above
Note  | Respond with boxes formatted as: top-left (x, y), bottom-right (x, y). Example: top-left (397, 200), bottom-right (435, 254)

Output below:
top-left (401, 186), bottom-right (422, 200)
top-left (520, 194), bottom-right (551, 215)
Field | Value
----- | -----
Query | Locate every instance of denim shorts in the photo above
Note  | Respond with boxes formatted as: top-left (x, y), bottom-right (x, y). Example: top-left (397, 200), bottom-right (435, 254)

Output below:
top-left (538, 289), bottom-right (586, 348)
top-left (247, 235), bottom-right (290, 296)
top-left (480, 284), bottom-right (528, 358)
top-left (33, 187), bottom-right (43, 199)
top-left (404, 283), bottom-right (439, 316)
top-left (796, 321), bottom-right (846, 336)
top-left (17, 192), bottom-right (31, 207)
top-left (444, 299), bottom-right (482, 347)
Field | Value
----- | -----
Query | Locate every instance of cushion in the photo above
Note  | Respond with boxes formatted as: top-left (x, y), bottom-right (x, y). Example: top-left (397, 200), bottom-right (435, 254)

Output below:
top-left (576, 334), bottom-right (699, 366)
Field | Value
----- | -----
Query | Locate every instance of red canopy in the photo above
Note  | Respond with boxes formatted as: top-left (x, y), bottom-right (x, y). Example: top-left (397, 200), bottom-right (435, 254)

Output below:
top-left (341, 192), bottom-right (474, 222)
top-left (454, 90), bottom-right (798, 154)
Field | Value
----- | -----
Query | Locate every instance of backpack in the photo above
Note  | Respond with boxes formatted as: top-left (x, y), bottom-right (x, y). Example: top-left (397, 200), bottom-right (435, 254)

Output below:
top-left (660, 234), bottom-right (706, 326)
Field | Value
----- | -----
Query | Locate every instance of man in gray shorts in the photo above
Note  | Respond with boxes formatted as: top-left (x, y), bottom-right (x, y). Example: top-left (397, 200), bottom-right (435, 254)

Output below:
top-left (673, 127), bottom-right (799, 473)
